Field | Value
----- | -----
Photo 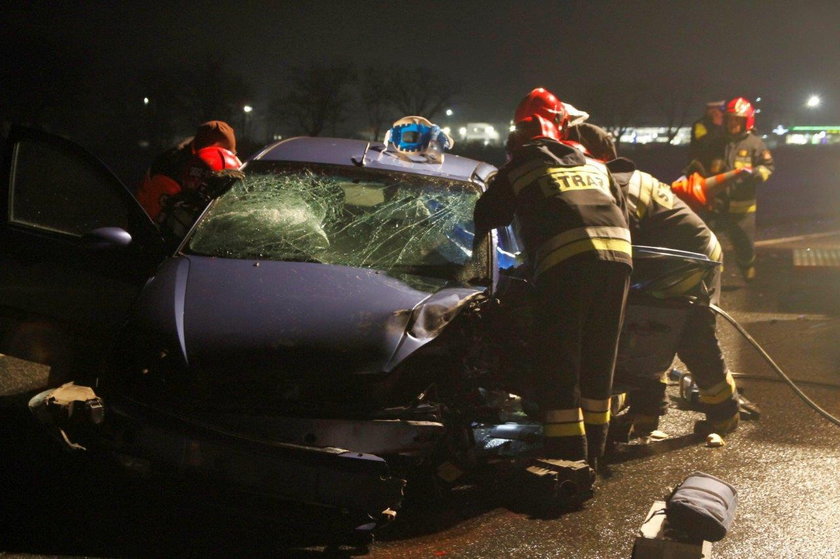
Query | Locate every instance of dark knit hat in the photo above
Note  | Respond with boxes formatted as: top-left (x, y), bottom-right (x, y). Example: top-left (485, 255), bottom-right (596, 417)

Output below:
top-left (193, 120), bottom-right (236, 152)
top-left (567, 122), bottom-right (617, 161)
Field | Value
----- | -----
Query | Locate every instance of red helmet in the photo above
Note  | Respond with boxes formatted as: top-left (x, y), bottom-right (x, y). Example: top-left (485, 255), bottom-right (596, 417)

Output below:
top-left (725, 97), bottom-right (755, 131)
top-left (514, 88), bottom-right (568, 129)
top-left (506, 114), bottom-right (563, 154)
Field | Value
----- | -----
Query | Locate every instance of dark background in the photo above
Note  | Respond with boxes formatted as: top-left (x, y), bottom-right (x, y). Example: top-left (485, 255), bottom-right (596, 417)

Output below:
top-left (3, 1), bottom-right (840, 186)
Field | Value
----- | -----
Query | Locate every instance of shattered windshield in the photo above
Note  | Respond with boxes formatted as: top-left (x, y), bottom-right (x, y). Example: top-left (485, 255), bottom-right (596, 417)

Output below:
top-left (185, 161), bottom-right (486, 284)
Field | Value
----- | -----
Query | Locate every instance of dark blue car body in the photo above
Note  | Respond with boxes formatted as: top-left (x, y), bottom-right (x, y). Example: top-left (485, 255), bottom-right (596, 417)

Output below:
top-left (2, 128), bottom-right (717, 522)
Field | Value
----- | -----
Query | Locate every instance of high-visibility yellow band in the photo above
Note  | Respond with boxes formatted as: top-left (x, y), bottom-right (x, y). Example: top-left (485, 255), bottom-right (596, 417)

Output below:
top-left (756, 165), bottom-right (772, 181)
top-left (708, 235), bottom-right (723, 263)
top-left (583, 410), bottom-right (611, 425)
top-left (537, 226), bottom-right (631, 260)
top-left (544, 422), bottom-right (586, 438)
top-left (536, 238), bottom-right (632, 277)
top-left (512, 164), bottom-right (611, 197)
top-left (652, 269), bottom-right (708, 298)
top-left (630, 172), bottom-right (652, 216)
top-left (511, 166), bottom-right (553, 195)
top-left (507, 159), bottom-right (549, 185)
top-left (538, 167), bottom-right (610, 195)
top-left (728, 200), bottom-right (757, 214)
top-left (545, 408), bottom-right (583, 423)
top-left (699, 372), bottom-right (737, 405)
top-left (581, 397), bottom-right (611, 413)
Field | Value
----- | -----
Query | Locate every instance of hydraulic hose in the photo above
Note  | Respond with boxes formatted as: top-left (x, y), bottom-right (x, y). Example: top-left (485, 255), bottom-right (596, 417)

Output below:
top-left (709, 303), bottom-right (840, 428)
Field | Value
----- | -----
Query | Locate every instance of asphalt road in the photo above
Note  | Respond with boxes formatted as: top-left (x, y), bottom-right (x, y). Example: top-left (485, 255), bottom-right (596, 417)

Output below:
top-left (2, 234), bottom-right (839, 558)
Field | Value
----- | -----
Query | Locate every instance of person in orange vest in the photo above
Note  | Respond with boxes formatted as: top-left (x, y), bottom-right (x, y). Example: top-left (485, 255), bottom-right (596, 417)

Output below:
top-left (137, 120), bottom-right (242, 237)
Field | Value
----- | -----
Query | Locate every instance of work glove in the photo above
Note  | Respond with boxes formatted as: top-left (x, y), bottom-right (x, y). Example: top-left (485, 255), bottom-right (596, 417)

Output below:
top-left (201, 168), bottom-right (246, 199)
top-left (670, 173), bottom-right (708, 210)
top-left (157, 191), bottom-right (204, 240)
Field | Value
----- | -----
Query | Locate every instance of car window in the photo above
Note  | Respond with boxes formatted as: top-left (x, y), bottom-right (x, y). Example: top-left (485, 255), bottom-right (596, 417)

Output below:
top-left (185, 162), bottom-right (486, 284)
top-left (8, 139), bottom-right (129, 236)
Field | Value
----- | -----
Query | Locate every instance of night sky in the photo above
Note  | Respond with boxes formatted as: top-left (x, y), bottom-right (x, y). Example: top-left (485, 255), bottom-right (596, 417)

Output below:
top-left (6, 0), bottom-right (840, 125)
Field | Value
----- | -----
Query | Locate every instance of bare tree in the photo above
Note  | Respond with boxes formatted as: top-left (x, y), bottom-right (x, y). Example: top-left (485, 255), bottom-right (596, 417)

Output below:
top-left (171, 55), bottom-right (253, 127)
top-left (138, 55), bottom-right (252, 147)
top-left (359, 66), bottom-right (395, 141)
top-left (273, 60), bottom-right (357, 137)
top-left (580, 81), bottom-right (651, 147)
top-left (387, 66), bottom-right (459, 121)
top-left (655, 85), bottom-right (696, 143)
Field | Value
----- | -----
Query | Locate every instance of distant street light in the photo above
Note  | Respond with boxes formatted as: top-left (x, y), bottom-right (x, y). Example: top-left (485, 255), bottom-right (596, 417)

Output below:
top-left (143, 97), bottom-right (149, 106)
top-left (445, 108), bottom-right (454, 117)
top-left (806, 95), bottom-right (821, 108)
top-left (243, 105), bottom-right (254, 139)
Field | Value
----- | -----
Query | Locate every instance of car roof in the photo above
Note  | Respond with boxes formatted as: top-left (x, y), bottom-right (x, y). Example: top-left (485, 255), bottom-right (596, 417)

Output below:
top-left (248, 136), bottom-right (497, 185)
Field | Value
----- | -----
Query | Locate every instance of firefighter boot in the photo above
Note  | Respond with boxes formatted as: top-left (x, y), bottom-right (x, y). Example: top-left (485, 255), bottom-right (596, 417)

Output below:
top-left (629, 414), bottom-right (661, 438)
top-left (696, 399), bottom-right (741, 436)
top-left (706, 409), bottom-right (741, 435)
top-left (741, 264), bottom-right (756, 283)
top-left (695, 372), bottom-right (740, 436)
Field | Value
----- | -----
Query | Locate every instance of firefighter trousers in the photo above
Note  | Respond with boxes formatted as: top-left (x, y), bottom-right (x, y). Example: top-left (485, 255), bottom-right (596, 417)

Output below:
top-left (531, 260), bottom-right (631, 463)
top-left (718, 208), bottom-right (757, 270)
top-left (676, 303), bottom-right (739, 421)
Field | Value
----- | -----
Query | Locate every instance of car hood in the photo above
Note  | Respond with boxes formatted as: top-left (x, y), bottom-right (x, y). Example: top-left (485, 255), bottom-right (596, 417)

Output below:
top-left (135, 256), bottom-right (484, 377)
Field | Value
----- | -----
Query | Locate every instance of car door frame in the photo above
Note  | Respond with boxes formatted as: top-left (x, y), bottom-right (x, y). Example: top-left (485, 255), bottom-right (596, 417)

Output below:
top-left (0, 125), bottom-right (168, 377)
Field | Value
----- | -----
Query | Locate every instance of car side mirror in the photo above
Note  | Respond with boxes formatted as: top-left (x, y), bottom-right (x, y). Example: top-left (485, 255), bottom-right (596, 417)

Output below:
top-left (80, 227), bottom-right (133, 251)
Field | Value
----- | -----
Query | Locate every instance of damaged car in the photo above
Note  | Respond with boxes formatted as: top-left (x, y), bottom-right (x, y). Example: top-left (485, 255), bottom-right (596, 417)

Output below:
top-left (1, 126), bottom-right (718, 529)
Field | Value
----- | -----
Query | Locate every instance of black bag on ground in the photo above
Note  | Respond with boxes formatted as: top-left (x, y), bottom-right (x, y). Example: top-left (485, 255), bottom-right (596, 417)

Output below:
top-left (665, 471), bottom-right (737, 542)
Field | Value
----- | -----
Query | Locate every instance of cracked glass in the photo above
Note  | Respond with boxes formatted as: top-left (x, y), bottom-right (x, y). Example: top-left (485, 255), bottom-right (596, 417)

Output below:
top-left (186, 161), bottom-right (486, 286)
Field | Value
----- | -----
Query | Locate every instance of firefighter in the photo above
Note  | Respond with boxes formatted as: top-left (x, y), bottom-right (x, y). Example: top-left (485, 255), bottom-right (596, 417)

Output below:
top-left (581, 127), bottom-right (741, 437)
top-left (707, 98), bottom-right (775, 281)
top-left (686, 100), bottom-right (725, 175)
top-left (473, 88), bottom-right (632, 469)
top-left (137, 120), bottom-right (242, 228)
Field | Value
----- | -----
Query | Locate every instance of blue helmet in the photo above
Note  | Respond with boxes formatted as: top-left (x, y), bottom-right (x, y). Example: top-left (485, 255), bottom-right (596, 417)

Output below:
top-left (385, 116), bottom-right (454, 162)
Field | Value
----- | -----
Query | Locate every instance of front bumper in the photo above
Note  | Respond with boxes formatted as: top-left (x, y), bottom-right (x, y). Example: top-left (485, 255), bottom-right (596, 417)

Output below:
top-left (28, 384), bottom-right (440, 517)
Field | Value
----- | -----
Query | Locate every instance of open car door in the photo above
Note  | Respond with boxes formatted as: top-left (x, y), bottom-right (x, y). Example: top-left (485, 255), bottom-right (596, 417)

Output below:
top-left (0, 126), bottom-right (167, 379)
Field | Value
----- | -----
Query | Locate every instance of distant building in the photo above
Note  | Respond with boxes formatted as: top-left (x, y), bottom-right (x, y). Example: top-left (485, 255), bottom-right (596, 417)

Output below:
top-left (457, 123), bottom-right (502, 145)
top-left (619, 127), bottom-right (692, 145)
top-left (781, 126), bottom-right (840, 145)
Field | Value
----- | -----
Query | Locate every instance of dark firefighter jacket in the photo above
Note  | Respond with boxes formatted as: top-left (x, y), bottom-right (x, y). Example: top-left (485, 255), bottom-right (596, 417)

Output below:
top-left (608, 158), bottom-right (722, 299)
top-left (709, 131), bottom-right (774, 212)
top-left (688, 116), bottom-right (724, 172)
top-left (608, 159), bottom-right (722, 262)
top-left (474, 139), bottom-right (632, 280)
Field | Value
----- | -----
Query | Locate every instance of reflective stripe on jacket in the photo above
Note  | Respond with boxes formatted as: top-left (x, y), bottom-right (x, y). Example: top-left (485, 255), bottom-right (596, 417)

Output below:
top-left (474, 139), bottom-right (632, 279)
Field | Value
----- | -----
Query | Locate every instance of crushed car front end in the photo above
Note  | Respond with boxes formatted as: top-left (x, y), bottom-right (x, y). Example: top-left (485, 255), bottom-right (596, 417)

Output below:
top-left (30, 137), bottom-right (510, 521)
